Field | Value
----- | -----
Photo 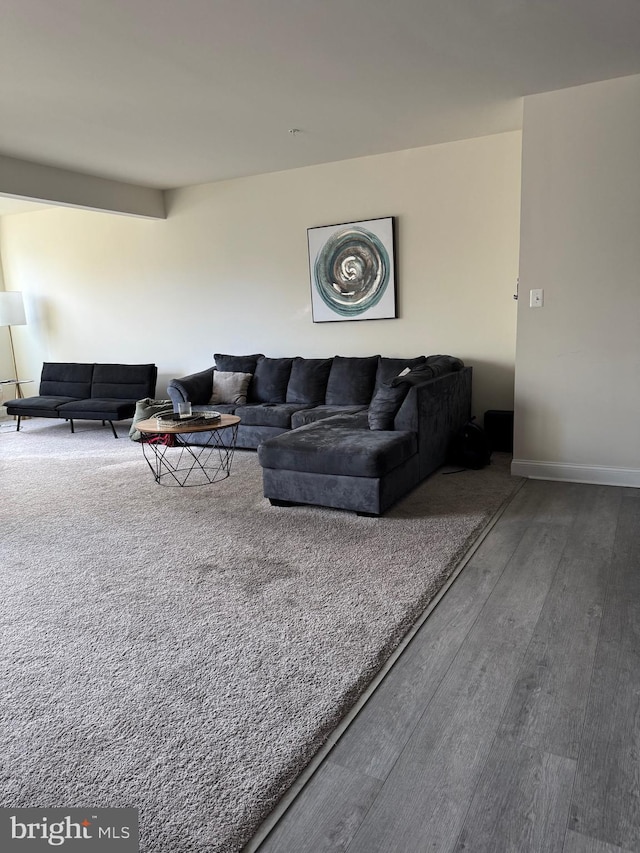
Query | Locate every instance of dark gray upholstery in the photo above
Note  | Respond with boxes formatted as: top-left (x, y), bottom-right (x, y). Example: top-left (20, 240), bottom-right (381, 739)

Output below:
top-left (374, 355), bottom-right (427, 391)
top-left (249, 357), bottom-right (293, 403)
top-left (57, 398), bottom-right (140, 420)
top-left (426, 354), bottom-right (466, 370)
top-left (168, 367), bottom-right (215, 405)
top-left (395, 367), bottom-right (472, 480)
top-left (391, 355), bottom-right (465, 386)
top-left (4, 395), bottom-right (79, 417)
top-left (234, 403), bottom-right (311, 429)
top-left (259, 416), bottom-right (416, 478)
top-left (5, 362), bottom-right (157, 437)
top-left (39, 362), bottom-right (94, 398)
top-left (262, 455), bottom-right (420, 515)
top-left (167, 354), bottom-right (472, 513)
top-left (325, 356), bottom-right (379, 405)
top-left (213, 353), bottom-right (263, 374)
top-left (291, 405), bottom-right (367, 428)
top-left (286, 358), bottom-right (333, 405)
top-left (91, 363), bottom-right (159, 401)
top-left (367, 382), bottom-right (410, 430)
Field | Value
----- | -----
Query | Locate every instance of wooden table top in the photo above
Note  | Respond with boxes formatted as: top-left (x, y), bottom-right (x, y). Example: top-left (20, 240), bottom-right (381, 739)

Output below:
top-left (135, 414), bottom-right (241, 434)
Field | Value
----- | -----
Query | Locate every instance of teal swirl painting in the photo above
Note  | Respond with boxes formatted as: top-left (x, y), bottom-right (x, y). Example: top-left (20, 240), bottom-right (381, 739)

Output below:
top-left (308, 217), bottom-right (397, 322)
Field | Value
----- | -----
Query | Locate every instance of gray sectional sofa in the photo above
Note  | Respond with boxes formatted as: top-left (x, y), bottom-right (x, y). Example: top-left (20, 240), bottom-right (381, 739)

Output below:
top-left (168, 353), bottom-right (472, 515)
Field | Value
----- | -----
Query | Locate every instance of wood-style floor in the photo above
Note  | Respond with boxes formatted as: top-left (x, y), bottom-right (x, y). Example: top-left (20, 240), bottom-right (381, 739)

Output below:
top-left (252, 479), bottom-right (640, 853)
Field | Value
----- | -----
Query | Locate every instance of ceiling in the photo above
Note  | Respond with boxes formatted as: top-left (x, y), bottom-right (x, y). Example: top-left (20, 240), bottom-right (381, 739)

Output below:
top-left (1, 0), bottom-right (640, 205)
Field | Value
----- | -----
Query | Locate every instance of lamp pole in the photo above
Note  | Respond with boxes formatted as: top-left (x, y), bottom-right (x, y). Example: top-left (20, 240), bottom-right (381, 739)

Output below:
top-left (0, 291), bottom-right (28, 398)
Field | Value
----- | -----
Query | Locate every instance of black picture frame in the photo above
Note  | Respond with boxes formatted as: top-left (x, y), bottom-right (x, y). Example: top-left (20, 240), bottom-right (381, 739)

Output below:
top-left (307, 216), bottom-right (397, 322)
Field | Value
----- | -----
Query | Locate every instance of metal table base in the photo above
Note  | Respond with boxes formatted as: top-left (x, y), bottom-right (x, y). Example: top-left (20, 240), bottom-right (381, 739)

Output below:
top-left (142, 422), bottom-right (239, 486)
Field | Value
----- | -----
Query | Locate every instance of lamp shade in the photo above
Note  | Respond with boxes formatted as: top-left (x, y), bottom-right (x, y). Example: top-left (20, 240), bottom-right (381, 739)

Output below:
top-left (0, 291), bottom-right (26, 327)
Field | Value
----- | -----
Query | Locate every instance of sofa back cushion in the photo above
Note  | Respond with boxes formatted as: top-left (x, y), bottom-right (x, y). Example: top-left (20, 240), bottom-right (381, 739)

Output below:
top-left (425, 354), bottom-right (465, 373)
top-left (250, 357), bottom-right (294, 403)
top-left (325, 355), bottom-right (379, 406)
top-left (40, 362), bottom-right (94, 398)
top-left (91, 363), bottom-right (158, 400)
top-left (214, 353), bottom-right (263, 374)
top-left (374, 356), bottom-right (427, 392)
top-left (286, 357), bottom-right (333, 405)
top-left (390, 356), bottom-right (464, 389)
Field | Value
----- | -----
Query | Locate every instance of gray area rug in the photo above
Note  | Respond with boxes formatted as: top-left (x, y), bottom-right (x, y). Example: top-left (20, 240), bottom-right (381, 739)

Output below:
top-left (0, 421), bottom-right (520, 852)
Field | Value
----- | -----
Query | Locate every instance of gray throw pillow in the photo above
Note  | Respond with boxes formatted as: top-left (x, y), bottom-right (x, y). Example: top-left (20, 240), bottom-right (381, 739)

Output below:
top-left (210, 371), bottom-right (252, 405)
top-left (368, 383), bottom-right (410, 430)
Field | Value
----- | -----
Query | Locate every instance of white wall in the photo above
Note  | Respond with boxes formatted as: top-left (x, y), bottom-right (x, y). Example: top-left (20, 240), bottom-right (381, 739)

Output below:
top-left (514, 74), bottom-right (640, 485)
top-left (0, 131), bottom-right (521, 418)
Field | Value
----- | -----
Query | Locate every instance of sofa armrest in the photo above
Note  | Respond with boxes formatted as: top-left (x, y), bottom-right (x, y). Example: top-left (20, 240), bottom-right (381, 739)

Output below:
top-left (167, 367), bottom-right (215, 406)
top-left (394, 366), bottom-right (472, 479)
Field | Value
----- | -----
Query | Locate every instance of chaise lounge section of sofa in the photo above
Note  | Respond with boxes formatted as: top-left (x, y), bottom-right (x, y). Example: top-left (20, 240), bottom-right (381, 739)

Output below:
top-left (168, 353), bottom-right (472, 514)
top-left (5, 362), bottom-right (158, 437)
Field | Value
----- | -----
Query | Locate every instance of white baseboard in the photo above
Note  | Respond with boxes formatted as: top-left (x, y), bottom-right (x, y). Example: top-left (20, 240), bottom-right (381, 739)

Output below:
top-left (511, 459), bottom-right (640, 489)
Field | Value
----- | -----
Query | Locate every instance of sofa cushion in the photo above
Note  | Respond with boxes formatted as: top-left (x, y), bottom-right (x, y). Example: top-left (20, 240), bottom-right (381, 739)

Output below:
top-left (91, 363), bottom-right (158, 401)
top-left (213, 353), bottom-right (263, 374)
top-left (325, 355), bottom-right (379, 406)
top-left (390, 357), bottom-right (464, 388)
top-left (193, 403), bottom-right (237, 416)
top-left (286, 358), bottom-right (333, 405)
top-left (234, 403), bottom-right (312, 429)
top-left (5, 396), bottom-right (77, 416)
top-left (258, 418), bottom-right (417, 478)
top-left (426, 354), bottom-right (465, 372)
top-left (250, 357), bottom-right (294, 403)
top-left (210, 371), bottom-right (252, 405)
top-left (57, 399), bottom-right (139, 420)
top-left (40, 362), bottom-right (94, 398)
top-left (291, 405), bottom-right (368, 429)
top-left (374, 356), bottom-right (426, 391)
top-left (368, 383), bottom-right (411, 430)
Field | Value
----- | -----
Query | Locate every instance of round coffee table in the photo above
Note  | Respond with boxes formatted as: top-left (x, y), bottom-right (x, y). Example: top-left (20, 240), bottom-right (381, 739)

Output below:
top-left (135, 414), bottom-right (241, 486)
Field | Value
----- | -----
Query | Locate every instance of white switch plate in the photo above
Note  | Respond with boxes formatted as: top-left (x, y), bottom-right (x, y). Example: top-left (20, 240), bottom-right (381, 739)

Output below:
top-left (530, 288), bottom-right (544, 308)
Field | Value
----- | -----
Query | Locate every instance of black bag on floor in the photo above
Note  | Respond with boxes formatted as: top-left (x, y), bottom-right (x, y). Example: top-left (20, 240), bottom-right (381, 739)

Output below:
top-left (449, 418), bottom-right (492, 469)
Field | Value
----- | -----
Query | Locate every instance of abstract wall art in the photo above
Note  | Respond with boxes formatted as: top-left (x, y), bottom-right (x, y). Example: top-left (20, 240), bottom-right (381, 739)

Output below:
top-left (307, 216), bottom-right (397, 322)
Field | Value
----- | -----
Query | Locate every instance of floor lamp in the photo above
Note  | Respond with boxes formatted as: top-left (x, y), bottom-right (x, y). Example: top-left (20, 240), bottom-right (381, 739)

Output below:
top-left (0, 291), bottom-right (27, 399)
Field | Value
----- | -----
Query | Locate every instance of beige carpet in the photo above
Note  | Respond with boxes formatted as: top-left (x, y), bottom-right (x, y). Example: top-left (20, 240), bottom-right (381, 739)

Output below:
top-left (0, 420), bottom-right (520, 852)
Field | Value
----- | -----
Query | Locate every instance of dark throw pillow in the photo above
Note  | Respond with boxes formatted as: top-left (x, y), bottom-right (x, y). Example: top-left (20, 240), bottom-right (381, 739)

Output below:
top-left (368, 382), bottom-right (410, 430)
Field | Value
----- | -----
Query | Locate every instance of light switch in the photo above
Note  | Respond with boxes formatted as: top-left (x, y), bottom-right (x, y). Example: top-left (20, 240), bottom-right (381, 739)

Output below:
top-left (529, 288), bottom-right (544, 308)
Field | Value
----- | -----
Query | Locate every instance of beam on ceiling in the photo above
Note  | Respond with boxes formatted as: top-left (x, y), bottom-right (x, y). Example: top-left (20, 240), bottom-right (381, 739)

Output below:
top-left (0, 155), bottom-right (165, 219)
